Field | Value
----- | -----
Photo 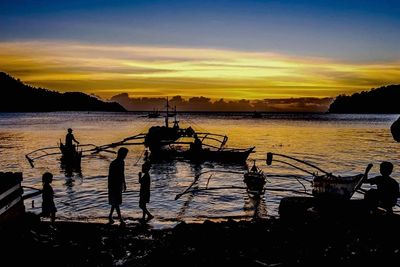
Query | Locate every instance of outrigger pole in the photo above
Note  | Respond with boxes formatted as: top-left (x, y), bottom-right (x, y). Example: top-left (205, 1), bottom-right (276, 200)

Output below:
top-left (175, 170), bottom-right (247, 200)
top-left (25, 134), bottom-right (147, 167)
top-left (267, 152), bottom-right (331, 176)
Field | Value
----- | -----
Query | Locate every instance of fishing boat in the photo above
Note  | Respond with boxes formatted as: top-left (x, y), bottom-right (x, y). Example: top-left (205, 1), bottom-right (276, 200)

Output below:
top-left (312, 173), bottom-right (365, 200)
top-left (266, 152), bottom-right (375, 218)
top-left (25, 98), bottom-right (255, 167)
top-left (148, 108), bottom-right (161, 118)
top-left (147, 137), bottom-right (255, 163)
top-left (95, 98), bottom-right (255, 164)
top-left (59, 142), bottom-right (82, 170)
top-left (144, 114), bottom-right (254, 163)
top-left (266, 152), bottom-right (369, 200)
top-left (175, 167), bottom-right (266, 202)
top-left (25, 142), bottom-right (100, 169)
top-left (243, 161), bottom-right (266, 196)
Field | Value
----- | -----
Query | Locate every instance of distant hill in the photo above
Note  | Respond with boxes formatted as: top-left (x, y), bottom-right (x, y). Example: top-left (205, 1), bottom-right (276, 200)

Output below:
top-left (0, 72), bottom-right (125, 112)
top-left (329, 85), bottom-right (400, 113)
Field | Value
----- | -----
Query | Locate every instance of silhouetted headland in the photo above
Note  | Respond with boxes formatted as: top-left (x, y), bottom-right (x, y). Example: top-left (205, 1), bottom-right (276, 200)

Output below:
top-left (329, 85), bottom-right (400, 113)
top-left (0, 72), bottom-right (125, 112)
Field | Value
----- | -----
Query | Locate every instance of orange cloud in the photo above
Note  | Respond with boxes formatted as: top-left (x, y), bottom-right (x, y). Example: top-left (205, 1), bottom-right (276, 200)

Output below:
top-left (1, 41), bottom-right (399, 99)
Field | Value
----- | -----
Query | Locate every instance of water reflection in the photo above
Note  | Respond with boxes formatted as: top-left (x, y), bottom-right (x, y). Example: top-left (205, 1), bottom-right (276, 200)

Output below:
top-left (0, 112), bottom-right (399, 225)
top-left (176, 163), bottom-right (203, 220)
top-left (243, 194), bottom-right (268, 219)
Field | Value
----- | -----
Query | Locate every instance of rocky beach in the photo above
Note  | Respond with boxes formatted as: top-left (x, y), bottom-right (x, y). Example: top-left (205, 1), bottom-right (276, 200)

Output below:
top-left (3, 211), bottom-right (400, 267)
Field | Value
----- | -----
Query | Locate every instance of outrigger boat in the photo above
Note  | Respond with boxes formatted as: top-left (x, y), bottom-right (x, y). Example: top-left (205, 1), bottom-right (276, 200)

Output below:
top-left (138, 100), bottom-right (255, 163)
top-left (59, 142), bottom-right (82, 170)
top-left (25, 142), bottom-right (113, 169)
top-left (175, 163), bottom-right (267, 201)
top-left (25, 98), bottom-right (254, 167)
top-left (147, 108), bottom-right (161, 118)
top-left (244, 161), bottom-right (267, 196)
top-left (91, 98), bottom-right (254, 163)
top-left (266, 152), bottom-right (369, 200)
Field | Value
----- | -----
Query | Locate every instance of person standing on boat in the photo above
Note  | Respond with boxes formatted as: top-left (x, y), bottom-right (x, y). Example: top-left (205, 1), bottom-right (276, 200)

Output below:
top-left (108, 147), bottom-right (129, 225)
top-left (65, 128), bottom-right (79, 150)
top-left (139, 161), bottom-right (154, 222)
top-left (41, 172), bottom-right (57, 224)
top-left (363, 162), bottom-right (399, 214)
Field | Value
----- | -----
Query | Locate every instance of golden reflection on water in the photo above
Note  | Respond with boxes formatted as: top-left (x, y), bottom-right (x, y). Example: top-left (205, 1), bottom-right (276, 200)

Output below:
top-left (0, 112), bottom-right (399, 226)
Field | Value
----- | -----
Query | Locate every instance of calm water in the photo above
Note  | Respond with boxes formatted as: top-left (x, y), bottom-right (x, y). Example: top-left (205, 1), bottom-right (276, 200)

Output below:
top-left (0, 112), bottom-right (399, 227)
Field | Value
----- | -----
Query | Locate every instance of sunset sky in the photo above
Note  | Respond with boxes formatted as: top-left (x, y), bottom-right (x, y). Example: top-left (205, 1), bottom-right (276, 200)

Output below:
top-left (1, 0), bottom-right (399, 100)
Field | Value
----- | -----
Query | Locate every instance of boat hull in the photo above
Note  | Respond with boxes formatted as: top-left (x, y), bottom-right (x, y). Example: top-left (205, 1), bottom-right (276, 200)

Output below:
top-left (59, 143), bottom-right (82, 170)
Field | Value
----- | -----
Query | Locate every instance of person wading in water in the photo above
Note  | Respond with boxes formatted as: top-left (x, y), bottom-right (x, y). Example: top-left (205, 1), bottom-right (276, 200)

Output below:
top-left (108, 147), bottom-right (129, 225)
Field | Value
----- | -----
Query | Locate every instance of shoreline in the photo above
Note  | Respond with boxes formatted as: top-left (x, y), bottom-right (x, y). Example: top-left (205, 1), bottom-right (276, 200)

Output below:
top-left (3, 213), bottom-right (400, 266)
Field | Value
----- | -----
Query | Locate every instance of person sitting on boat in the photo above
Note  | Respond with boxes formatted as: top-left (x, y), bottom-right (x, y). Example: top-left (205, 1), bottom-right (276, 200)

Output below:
top-left (363, 162), bottom-right (399, 214)
top-left (65, 128), bottom-right (79, 151)
top-left (190, 134), bottom-right (203, 152)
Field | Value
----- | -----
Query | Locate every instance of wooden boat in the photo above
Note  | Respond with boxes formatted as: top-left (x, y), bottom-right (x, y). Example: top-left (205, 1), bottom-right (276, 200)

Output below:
top-left (267, 152), bottom-right (372, 200)
top-left (26, 98), bottom-right (255, 167)
top-left (148, 108), bottom-right (161, 118)
top-left (26, 140), bottom-right (99, 169)
top-left (312, 173), bottom-right (364, 200)
top-left (243, 162), bottom-right (266, 195)
top-left (59, 142), bottom-right (82, 170)
top-left (109, 98), bottom-right (255, 164)
top-left (0, 172), bottom-right (25, 224)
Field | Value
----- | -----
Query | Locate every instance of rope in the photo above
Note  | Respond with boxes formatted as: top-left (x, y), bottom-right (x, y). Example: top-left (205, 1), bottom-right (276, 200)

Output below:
top-left (133, 149), bottom-right (146, 166)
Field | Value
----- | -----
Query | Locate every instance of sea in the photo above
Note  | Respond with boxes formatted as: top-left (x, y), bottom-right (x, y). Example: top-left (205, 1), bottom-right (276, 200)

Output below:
top-left (0, 112), bottom-right (399, 228)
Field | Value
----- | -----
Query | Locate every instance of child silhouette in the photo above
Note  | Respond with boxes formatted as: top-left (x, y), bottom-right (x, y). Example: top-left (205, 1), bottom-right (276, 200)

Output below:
top-left (41, 172), bottom-right (57, 224)
top-left (363, 162), bottom-right (399, 213)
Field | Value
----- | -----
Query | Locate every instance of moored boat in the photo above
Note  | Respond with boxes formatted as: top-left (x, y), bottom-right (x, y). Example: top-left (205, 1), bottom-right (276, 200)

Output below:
top-left (59, 142), bottom-right (82, 170)
top-left (243, 162), bottom-right (266, 195)
top-left (116, 98), bottom-right (255, 164)
top-left (148, 108), bottom-right (161, 118)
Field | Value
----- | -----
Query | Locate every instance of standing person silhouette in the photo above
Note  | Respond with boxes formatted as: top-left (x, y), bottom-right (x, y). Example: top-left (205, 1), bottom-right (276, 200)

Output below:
top-left (108, 147), bottom-right (128, 225)
top-left (363, 162), bottom-right (399, 214)
top-left (190, 133), bottom-right (203, 152)
top-left (41, 172), bottom-right (57, 224)
top-left (139, 161), bottom-right (153, 222)
top-left (65, 128), bottom-right (79, 150)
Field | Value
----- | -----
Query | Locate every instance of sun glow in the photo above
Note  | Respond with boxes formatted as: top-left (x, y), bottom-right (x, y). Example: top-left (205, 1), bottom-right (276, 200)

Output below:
top-left (1, 41), bottom-right (399, 99)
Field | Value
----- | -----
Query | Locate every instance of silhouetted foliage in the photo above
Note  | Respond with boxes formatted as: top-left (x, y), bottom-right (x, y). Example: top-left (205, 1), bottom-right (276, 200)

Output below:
top-left (329, 85), bottom-right (400, 113)
top-left (0, 72), bottom-right (125, 112)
